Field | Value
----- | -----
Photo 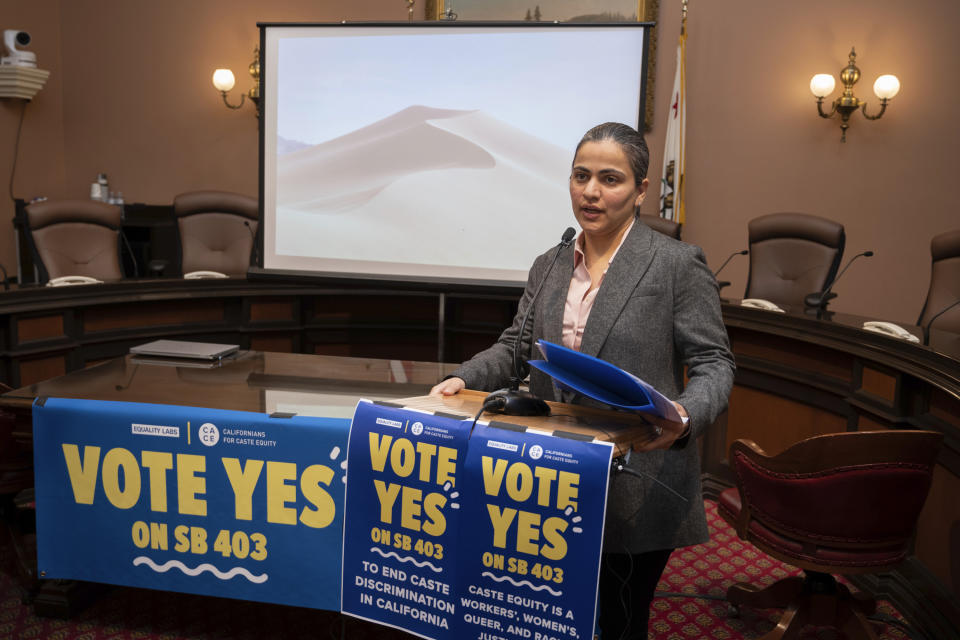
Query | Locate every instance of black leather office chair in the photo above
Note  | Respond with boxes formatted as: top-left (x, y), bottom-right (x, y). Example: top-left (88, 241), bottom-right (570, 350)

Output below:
top-left (744, 212), bottom-right (845, 309)
top-left (24, 200), bottom-right (125, 284)
top-left (917, 229), bottom-right (960, 335)
top-left (638, 214), bottom-right (682, 240)
top-left (173, 190), bottom-right (259, 278)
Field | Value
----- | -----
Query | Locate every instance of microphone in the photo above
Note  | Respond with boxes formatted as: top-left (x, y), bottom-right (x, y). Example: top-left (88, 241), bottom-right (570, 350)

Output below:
top-left (244, 221), bottom-right (261, 267)
top-left (804, 250), bottom-right (874, 310)
top-left (923, 299), bottom-right (960, 345)
top-left (713, 249), bottom-right (747, 290)
top-left (714, 249), bottom-right (747, 277)
top-left (484, 227), bottom-right (576, 416)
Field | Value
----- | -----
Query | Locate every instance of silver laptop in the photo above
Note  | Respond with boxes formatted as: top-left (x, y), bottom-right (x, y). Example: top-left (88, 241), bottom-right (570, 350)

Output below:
top-left (129, 340), bottom-right (239, 360)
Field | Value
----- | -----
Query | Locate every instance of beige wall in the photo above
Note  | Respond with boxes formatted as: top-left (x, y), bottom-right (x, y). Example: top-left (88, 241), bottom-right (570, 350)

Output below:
top-left (639, 0), bottom-right (960, 324)
top-left (2, 1), bottom-right (957, 325)
top-left (54, 0), bottom-right (412, 203)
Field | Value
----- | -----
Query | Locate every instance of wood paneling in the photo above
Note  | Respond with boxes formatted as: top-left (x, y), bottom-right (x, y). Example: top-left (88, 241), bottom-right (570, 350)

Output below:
top-left (249, 336), bottom-right (294, 353)
top-left (916, 465), bottom-right (960, 599)
top-left (857, 414), bottom-right (890, 430)
top-left (860, 366), bottom-right (898, 404)
top-left (726, 385), bottom-right (848, 455)
top-left (930, 388), bottom-right (960, 429)
top-left (18, 356), bottom-right (66, 386)
top-left (83, 302), bottom-right (224, 332)
top-left (249, 299), bottom-right (294, 322)
top-left (314, 344), bottom-right (352, 357)
top-left (16, 315), bottom-right (65, 343)
top-left (448, 297), bottom-right (516, 328)
top-left (731, 330), bottom-right (853, 382)
top-left (308, 295), bottom-right (438, 325)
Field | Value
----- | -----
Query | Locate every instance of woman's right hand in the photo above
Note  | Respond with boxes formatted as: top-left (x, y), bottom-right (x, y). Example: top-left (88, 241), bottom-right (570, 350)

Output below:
top-left (430, 377), bottom-right (465, 396)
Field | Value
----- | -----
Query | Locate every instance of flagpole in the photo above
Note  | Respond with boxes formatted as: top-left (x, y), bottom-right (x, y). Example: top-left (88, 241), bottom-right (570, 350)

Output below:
top-left (678, 0), bottom-right (687, 224)
top-left (660, 0), bottom-right (688, 223)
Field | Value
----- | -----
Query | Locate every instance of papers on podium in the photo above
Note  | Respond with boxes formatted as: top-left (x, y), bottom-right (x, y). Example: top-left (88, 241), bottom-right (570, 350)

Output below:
top-left (528, 339), bottom-right (684, 422)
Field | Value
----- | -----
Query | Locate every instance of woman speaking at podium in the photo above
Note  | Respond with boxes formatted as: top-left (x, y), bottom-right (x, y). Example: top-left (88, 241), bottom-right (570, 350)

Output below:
top-left (431, 122), bottom-right (735, 639)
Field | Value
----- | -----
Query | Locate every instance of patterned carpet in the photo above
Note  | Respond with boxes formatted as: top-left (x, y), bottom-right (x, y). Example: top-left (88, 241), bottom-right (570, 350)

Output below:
top-left (648, 501), bottom-right (912, 639)
top-left (0, 501), bottom-right (917, 639)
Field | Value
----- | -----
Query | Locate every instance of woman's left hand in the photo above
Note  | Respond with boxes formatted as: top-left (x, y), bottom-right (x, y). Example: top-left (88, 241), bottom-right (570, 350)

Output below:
top-left (632, 402), bottom-right (689, 452)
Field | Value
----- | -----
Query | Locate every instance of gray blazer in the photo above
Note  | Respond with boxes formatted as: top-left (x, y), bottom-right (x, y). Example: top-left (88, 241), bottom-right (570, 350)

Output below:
top-left (453, 220), bottom-right (735, 553)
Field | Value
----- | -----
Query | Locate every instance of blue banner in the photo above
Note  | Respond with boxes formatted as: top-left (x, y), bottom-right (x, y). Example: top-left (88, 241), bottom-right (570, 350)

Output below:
top-left (341, 401), bottom-right (472, 639)
top-left (33, 397), bottom-right (350, 610)
top-left (452, 424), bottom-right (613, 640)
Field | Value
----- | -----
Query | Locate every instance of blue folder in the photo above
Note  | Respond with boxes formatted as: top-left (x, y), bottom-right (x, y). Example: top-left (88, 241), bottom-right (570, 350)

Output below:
top-left (528, 340), bottom-right (680, 420)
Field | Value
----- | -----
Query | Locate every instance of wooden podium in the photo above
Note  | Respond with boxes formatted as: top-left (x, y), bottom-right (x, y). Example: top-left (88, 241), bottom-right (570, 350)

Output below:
top-left (400, 389), bottom-right (664, 457)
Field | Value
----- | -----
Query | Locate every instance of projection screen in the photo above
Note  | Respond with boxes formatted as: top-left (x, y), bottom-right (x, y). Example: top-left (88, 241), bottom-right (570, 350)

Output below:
top-left (261, 23), bottom-right (649, 286)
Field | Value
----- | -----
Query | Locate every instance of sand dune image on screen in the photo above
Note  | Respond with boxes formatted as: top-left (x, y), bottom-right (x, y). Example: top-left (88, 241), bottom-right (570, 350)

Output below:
top-left (275, 105), bottom-right (572, 276)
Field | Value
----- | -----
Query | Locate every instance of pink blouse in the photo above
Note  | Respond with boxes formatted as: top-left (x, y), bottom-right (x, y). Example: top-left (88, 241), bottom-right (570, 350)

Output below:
top-left (561, 219), bottom-right (635, 350)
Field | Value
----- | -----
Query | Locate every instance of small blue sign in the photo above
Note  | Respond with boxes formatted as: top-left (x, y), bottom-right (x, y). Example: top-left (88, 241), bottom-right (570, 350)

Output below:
top-left (341, 401), bottom-right (472, 639)
top-left (452, 423), bottom-right (613, 640)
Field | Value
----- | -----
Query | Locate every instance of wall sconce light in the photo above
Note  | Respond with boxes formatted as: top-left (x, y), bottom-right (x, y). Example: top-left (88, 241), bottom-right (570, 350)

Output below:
top-left (212, 46), bottom-right (260, 114)
top-left (810, 48), bottom-right (899, 142)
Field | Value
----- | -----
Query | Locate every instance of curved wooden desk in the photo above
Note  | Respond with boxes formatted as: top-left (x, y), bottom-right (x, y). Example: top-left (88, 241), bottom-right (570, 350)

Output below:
top-left (0, 279), bottom-right (957, 635)
top-left (0, 278), bottom-right (519, 389)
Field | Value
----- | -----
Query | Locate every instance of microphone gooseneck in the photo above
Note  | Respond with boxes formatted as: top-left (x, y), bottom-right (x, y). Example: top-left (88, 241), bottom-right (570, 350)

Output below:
top-left (483, 227), bottom-right (576, 417)
top-left (115, 363), bottom-right (140, 391)
top-left (713, 249), bottom-right (747, 291)
top-left (804, 250), bottom-right (874, 309)
top-left (923, 298), bottom-right (960, 346)
top-left (713, 249), bottom-right (747, 277)
top-left (244, 221), bottom-right (261, 267)
top-left (512, 227), bottom-right (576, 386)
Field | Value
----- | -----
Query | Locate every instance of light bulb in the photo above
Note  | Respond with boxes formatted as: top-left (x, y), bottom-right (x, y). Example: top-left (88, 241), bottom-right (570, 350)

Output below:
top-left (873, 74), bottom-right (900, 100)
top-left (809, 74), bottom-right (836, 98)
top-left (212, 68), bottom-right (236, 92)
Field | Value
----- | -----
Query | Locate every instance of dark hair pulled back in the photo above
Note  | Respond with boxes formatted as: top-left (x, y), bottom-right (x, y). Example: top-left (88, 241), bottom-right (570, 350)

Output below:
top-left (574, 122), bottom-right (650, 185)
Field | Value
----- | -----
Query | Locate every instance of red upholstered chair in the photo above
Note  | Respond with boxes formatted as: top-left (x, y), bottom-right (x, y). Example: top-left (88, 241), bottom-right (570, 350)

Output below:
top-left (717, 430), bottom-right (942, 640)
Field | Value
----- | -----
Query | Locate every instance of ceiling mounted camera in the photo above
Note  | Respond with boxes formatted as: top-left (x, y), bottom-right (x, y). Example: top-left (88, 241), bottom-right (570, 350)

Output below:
top-left (2, 30), bottom-right (37, 68)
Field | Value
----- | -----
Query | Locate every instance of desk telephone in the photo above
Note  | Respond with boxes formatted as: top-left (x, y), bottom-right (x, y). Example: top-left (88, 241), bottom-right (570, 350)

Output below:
top-left (740, 298), bottom-right (785, 312)
top-left (862, 321), bottom-right (920, 343)
top-left (183, 270), bottom-right (229, 280)
top-left (46, 275), bottom-right (102, 287)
